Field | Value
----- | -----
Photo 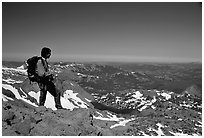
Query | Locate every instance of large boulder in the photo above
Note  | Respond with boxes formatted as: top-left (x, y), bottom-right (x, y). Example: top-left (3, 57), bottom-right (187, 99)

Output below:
top-left (21, 78), bottom-right (40, 93)
top-left (2, 101), bottom-right (102, 136)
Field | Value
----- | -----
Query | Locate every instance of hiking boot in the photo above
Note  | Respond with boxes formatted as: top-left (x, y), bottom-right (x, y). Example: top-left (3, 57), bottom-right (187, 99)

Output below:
top-left (56, 106), bottom-right (66, 110)
top-left (38, 103), bottom-right (44, 106)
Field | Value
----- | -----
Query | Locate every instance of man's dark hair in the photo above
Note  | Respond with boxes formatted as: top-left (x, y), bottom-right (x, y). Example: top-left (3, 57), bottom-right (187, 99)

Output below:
top-left (41, 47), bottom-right (51, 58)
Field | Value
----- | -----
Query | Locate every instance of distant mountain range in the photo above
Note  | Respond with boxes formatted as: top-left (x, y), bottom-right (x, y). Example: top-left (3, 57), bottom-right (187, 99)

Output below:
top-left (2, 61), bottom-right (202, 136)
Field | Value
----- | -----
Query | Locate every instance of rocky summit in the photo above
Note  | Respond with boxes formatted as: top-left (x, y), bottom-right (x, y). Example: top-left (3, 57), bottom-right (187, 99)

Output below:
top-left (2, 62), bottom-right (202, 136)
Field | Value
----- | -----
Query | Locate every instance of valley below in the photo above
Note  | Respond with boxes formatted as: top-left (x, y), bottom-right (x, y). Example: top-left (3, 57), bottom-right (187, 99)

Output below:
top-left (2, 61), bottom-right (202, 136)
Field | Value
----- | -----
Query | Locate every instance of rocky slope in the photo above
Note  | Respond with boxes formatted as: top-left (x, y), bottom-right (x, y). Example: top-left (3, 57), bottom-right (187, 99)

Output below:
top-left (2, 62), bottom-right (202, 136)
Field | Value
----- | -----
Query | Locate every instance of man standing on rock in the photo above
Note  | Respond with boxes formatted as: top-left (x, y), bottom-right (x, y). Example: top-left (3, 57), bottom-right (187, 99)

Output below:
top-left (36, 47), bottom-right (64, 109)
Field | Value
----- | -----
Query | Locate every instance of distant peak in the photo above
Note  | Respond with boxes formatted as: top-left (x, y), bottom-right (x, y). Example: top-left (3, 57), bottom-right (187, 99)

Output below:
top-left (184, 85), bottom-right (201, 97)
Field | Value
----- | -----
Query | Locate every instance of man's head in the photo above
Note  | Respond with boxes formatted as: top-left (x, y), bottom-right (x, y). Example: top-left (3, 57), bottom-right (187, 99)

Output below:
top-left (41, 47), bottom-right (51, 59)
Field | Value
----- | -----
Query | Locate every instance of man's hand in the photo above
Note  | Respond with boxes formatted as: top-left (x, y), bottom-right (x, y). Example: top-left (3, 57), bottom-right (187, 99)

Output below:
top-left (43, 73), bottom-right (54, 82)
top-left (44, 72), bottom-right (52, 77)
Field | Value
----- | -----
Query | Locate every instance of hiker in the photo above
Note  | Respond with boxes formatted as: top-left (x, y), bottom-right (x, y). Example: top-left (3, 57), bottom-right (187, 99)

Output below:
top-left (36, 47), bottom-right (64, 109)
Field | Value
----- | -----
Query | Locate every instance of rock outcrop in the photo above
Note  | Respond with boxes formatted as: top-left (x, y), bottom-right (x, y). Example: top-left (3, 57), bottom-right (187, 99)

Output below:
top-left (2, 101), bottom-right (115, 136)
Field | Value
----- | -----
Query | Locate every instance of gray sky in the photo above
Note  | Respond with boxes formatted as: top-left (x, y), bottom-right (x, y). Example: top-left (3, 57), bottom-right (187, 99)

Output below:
top-left (2, 2), bottom-right (202, 62)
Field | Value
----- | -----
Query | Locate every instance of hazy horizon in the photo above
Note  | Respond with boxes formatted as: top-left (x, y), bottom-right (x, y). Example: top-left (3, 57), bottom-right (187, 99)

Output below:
top-left (2, 2), bottom-right (202, 63)
top-left (2, 58), bottom-right (202, 64)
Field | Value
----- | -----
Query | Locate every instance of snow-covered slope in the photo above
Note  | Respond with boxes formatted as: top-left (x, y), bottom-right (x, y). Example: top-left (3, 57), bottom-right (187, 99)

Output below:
top-left (2, 66), bottom-right (93, 111)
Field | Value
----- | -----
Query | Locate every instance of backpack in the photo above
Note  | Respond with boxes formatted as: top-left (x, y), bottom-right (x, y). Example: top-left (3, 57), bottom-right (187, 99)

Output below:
top-left (26, 56), bottom-right (42, 82)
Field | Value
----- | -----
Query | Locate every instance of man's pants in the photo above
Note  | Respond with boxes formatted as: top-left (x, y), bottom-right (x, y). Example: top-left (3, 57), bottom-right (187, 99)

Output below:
top-left (38, 81), bottom-right (62, 108)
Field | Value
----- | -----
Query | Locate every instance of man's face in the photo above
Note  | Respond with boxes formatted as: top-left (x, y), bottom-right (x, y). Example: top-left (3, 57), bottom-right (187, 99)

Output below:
top-left (46, 52), bottom-right (51, 59)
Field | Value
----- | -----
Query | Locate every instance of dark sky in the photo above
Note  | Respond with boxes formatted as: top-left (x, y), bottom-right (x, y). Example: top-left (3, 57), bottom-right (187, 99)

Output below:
top-left (2, 2), bottom-right (202, 62)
